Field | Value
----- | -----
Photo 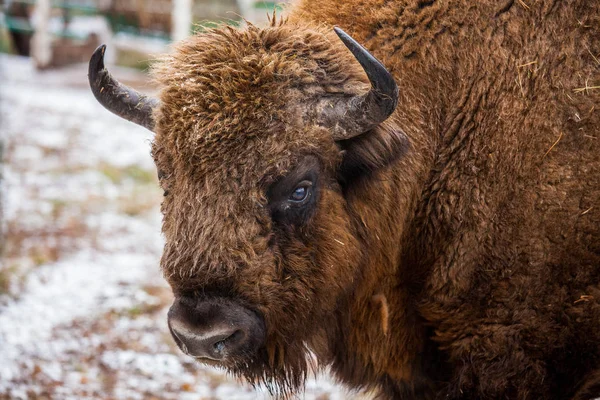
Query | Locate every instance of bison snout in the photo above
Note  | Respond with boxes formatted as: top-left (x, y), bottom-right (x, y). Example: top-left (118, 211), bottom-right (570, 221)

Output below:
top-left (167, 296), bottom-right (265, 362)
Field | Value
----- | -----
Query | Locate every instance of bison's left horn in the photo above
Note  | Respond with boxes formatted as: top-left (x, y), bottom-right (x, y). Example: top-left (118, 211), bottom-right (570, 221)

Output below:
top-left (88, 44), bottom-right (159, 132)
top-left (322, 28), bottom-right (399, 140)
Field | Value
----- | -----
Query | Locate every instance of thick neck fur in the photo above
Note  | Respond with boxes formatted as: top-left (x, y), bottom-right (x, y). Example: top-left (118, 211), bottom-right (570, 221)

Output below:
top-left (322, 135), bottom-right (440, 397)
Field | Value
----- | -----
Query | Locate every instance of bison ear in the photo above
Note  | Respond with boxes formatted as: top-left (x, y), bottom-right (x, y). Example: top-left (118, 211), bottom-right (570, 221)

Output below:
top-left (337, 121), bottom-right (409, 184)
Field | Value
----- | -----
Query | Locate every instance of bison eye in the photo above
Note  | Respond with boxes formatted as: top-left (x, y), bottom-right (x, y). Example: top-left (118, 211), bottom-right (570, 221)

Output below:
top-left (289, 181), bottom-right (312, 204)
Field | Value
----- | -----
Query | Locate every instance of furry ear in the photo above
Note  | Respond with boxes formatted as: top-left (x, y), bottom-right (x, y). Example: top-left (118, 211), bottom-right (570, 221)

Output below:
top-left (337, 121), bottom-right (409, 184)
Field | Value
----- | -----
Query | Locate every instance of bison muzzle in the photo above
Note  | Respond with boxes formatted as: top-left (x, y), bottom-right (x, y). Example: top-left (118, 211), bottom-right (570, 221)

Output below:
top-left (167, 296), bottom-right (265, 362)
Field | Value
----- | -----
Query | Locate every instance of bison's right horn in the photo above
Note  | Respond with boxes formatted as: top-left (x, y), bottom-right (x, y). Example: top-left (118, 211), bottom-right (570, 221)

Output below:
top-left (88, 44), bottom-right (159, 132)
top-left (320, 28), bottom-right (399, 140)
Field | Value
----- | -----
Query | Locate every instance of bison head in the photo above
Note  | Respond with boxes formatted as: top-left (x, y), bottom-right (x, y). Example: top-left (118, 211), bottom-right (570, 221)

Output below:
top-left (89, 21), bottom-right (406, 394)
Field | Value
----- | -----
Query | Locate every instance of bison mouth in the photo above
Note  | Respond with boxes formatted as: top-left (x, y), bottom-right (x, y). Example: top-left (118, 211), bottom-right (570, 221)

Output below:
top-left (167, 296), bottom-right (266, 365)
top-left (167, 296), bottom-right (312, 394)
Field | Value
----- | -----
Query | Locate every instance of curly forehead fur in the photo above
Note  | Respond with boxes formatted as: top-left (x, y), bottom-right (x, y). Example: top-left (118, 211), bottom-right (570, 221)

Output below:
top-left (152, 21), bottom-right (366, 177)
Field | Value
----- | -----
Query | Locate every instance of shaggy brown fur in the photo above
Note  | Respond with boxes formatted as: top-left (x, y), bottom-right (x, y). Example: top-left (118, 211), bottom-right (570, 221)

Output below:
top-left (149, 0), bottom-right (600, 398)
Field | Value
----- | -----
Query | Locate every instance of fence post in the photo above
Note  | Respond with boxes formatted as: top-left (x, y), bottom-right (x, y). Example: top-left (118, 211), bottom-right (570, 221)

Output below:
top-left (236, 0), bottom-right (254, 22)
top-left (172, 0), bottom-right (193, 42)
top-left (30, 0), bottom-right (52, 69)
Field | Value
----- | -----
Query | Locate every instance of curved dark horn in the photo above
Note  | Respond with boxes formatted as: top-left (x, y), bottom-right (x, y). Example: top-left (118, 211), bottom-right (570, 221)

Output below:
top-left (88, 44), bottom-right (159, 132)
top-left (321, 28), bottom-right (399, 140)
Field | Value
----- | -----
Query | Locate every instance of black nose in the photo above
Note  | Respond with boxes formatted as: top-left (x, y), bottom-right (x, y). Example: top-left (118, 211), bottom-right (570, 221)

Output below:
top-left (167, 297), bottom-right (265, 361)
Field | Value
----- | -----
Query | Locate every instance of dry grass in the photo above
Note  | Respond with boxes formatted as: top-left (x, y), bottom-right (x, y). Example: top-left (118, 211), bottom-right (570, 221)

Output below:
top-left (1, 205), bottom-right (96, 298)
top-left (517, 0), bottom-right (530, 10)
top-left (573, 78), bottom-right (600, 94)
top-left (515, 60), bottom-right (538, 98)
top-left (581, 207), bottom-right (593, 216)
top-left (543, 131), bottom-right (564, 159)
top-left (99, 163), bottom-right (157, 185)
top-left (0, 122), bottom-right (161, 297)
top-left (587, 47), bottom-right (600, 66)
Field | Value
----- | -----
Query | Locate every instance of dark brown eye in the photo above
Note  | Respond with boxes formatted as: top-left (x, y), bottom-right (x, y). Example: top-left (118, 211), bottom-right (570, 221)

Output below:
top-left (289, 181), bottom-right (312, 203)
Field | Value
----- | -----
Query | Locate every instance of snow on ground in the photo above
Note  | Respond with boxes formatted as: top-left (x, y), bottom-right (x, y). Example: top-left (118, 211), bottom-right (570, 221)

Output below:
top-left (0, 54), bottom-right (363, 400)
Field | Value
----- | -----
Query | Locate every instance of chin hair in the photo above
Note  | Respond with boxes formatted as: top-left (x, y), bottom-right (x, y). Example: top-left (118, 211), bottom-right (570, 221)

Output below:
top-left (229, 342), bottom-right (315, 398)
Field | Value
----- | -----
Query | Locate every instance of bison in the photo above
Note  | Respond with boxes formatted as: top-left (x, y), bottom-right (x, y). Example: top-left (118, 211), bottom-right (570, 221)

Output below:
top-left (88, 0), bottom-right (600, 398)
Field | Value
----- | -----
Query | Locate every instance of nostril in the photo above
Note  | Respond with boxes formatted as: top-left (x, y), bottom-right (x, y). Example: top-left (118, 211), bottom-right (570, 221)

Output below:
top-left (213, 329), bottom-right (244, 355)
top-left (214, 340), bottom-right (226, 354)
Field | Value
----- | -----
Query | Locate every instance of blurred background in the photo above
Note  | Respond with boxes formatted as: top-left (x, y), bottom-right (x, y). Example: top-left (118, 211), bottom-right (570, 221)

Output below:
top-left (0, 1), bottom-right (366, 398)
